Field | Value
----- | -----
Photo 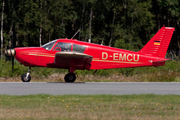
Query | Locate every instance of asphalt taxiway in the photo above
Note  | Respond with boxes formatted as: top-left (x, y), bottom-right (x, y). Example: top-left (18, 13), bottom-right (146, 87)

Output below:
top-left (0, 82), bottom-right (180, 95)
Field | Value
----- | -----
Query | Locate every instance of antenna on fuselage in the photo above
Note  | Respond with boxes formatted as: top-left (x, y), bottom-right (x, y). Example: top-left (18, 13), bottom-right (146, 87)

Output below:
top-left (71, 29), bottom-right (80, 39)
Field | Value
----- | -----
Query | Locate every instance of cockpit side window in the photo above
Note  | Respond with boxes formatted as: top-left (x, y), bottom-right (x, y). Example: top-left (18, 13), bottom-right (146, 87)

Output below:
top-left (73, 44), bottom-right (86, 53)
top-left (42, 40), bottom-right (57, 50)
top-left (53, 42), bottom-right (72, 51)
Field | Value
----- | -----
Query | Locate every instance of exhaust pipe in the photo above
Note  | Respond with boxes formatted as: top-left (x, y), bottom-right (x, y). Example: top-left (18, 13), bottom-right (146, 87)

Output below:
top-left (5, 49), bottom-right (16, 57)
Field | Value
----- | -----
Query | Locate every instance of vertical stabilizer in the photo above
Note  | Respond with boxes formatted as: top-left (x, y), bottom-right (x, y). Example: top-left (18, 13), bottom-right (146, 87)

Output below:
top-left (139, 26), bottom-right (175, 58)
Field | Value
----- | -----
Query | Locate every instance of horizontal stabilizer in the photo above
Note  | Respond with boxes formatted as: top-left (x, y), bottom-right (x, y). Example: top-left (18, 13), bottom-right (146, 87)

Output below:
top-left (152, 58), bottom-right (171, 63)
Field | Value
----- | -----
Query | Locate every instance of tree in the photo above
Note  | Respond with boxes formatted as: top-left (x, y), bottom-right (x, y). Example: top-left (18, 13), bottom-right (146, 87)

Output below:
top-left (1, 0), bottom-right (5, 58)
top-left (151, 0), bottom-right (180, 51)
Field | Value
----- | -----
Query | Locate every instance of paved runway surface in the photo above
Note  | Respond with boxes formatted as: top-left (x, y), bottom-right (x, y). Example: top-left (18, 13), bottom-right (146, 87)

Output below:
top-left (0, 82), bottom-right (180, 95)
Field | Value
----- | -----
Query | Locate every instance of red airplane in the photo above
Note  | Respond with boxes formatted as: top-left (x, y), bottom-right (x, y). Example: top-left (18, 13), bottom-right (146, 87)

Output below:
top-left (5, 26), bottom-right (175, 82)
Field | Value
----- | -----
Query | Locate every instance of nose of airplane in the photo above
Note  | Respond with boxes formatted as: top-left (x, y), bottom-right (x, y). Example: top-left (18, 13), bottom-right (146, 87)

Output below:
top-left (5, 49), bottom-right (16, 57)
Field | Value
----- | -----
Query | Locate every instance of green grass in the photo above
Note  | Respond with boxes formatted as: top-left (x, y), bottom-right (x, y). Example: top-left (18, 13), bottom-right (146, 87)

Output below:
top-left (0, 94), bottom-right (180, 120)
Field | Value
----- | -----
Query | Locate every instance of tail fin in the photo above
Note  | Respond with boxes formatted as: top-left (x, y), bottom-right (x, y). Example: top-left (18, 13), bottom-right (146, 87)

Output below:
top-left (139, 26), bottom-right (175, 58)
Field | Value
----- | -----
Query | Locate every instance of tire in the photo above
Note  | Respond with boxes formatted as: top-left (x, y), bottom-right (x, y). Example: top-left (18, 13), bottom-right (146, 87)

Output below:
top-left (64, 73), bottom-right (76, 82)
top-left (21, 73), bottom-right (31, 82)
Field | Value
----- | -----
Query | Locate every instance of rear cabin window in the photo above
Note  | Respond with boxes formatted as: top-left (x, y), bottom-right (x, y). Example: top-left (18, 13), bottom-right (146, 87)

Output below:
top-left (53, 42), bottom-right (72, 51)
top-left (73, 44), bottom-right (86, 53)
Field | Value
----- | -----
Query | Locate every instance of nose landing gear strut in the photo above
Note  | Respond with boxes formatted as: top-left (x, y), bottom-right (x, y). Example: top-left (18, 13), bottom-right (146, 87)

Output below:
top-left (21, 67), bottom-right (31, 82)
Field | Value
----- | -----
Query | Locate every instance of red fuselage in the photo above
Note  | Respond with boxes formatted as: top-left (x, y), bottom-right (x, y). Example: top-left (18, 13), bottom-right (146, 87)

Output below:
top-left (14, 39), bottom-right (165, 70)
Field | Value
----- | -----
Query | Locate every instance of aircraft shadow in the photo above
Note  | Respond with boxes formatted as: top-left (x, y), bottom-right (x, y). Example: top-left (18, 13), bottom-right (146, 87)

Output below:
top-left (47, 82), bottom-right (85, 84)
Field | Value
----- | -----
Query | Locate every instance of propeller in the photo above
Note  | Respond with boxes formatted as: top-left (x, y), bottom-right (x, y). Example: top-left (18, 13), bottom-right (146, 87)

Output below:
top-left (5, 30), bottom-right (15, 72)
top-left (5, 49), bottom-right (15, 73)
top-left (11, 45), bottom-right (14, 73)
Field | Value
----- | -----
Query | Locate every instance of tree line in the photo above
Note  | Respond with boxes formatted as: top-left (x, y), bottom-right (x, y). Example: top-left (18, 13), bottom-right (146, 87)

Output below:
top-left (1, 0), bottom-right (180, 53)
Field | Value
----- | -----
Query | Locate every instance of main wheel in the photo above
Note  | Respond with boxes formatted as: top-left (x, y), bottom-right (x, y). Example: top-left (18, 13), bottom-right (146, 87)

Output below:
top-left (64, 73), bottom-right (76, 82)
top-left (21, 73), bottom-right (31, 82)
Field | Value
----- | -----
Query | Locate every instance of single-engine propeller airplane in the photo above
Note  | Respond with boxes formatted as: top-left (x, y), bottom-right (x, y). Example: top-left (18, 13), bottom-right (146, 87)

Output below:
top-left (5, 26), bottom-right (175, 82)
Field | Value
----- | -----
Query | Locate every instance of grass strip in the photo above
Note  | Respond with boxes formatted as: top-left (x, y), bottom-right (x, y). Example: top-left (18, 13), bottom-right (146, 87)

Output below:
top-left (0, 94), bottom-right (180, 120)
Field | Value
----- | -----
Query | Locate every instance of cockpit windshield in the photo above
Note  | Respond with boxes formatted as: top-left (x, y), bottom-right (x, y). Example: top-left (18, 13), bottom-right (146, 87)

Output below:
top-left (42, 40), bottom-right (57, 50)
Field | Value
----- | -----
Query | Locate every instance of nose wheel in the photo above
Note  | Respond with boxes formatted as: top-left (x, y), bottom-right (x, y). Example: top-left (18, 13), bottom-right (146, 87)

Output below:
top-left (21, 67), bottom-right (31, 82)
top-left (64, 73), bottom-right (76, 82)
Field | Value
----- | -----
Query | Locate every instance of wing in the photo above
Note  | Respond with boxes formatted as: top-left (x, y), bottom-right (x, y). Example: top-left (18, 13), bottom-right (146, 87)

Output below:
top-left (48, 51), bottom-right (93, 70)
